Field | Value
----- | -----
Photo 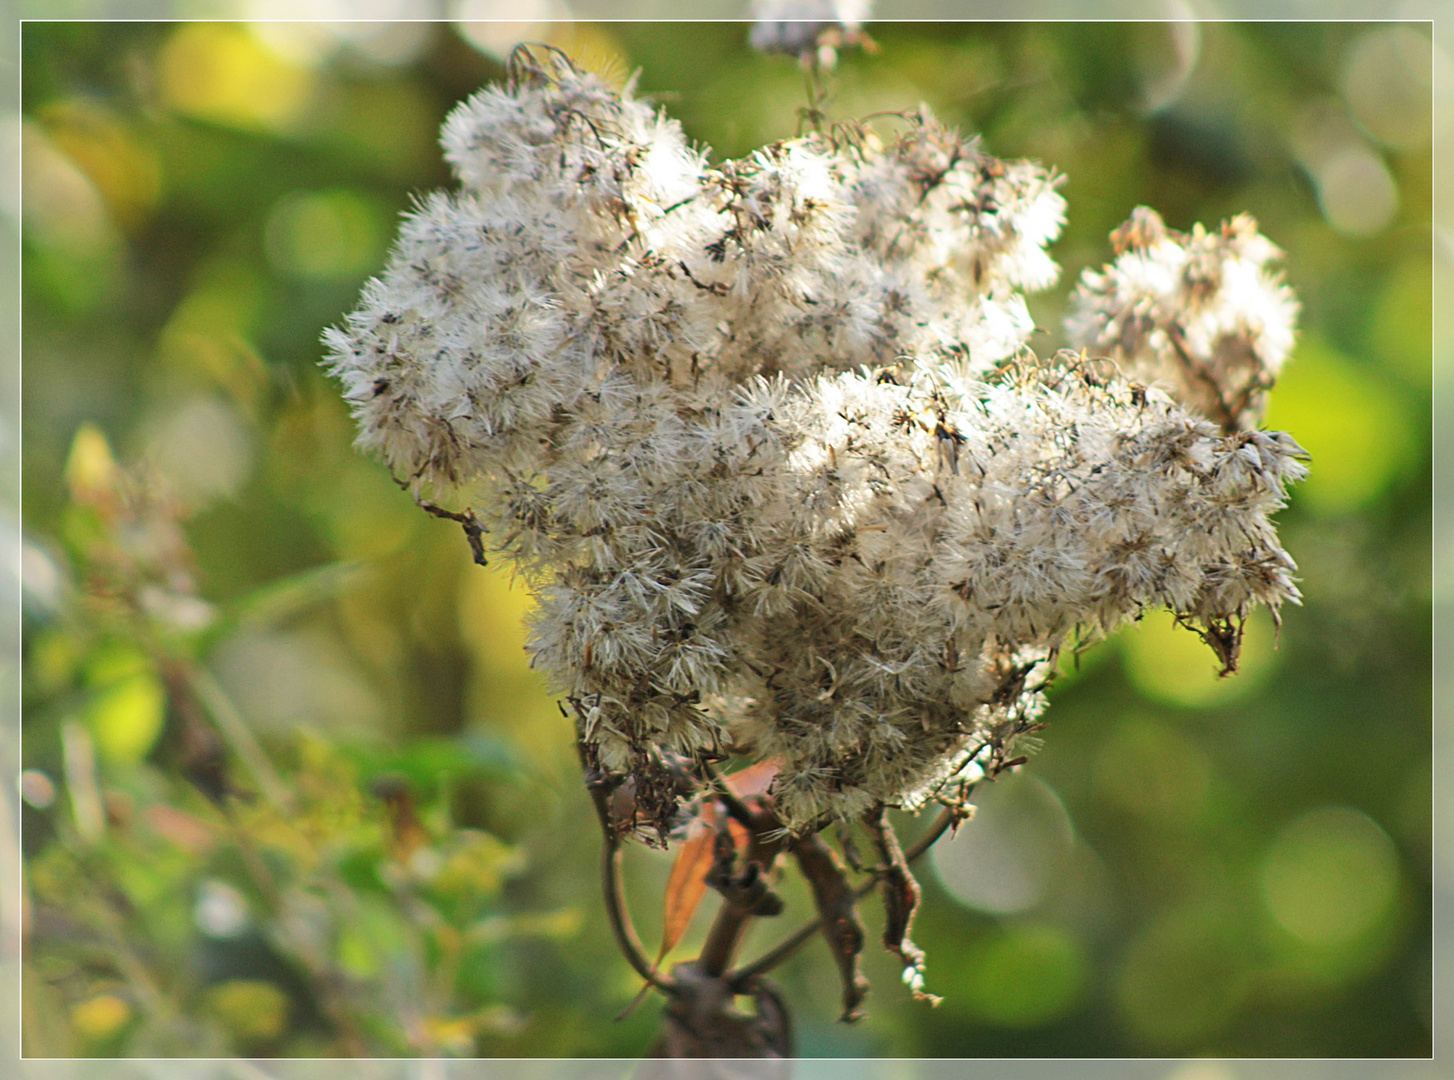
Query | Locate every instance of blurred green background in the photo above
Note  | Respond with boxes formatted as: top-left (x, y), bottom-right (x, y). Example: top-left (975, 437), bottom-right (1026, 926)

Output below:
top-left (19, 20), bottom-right (1432, 1058)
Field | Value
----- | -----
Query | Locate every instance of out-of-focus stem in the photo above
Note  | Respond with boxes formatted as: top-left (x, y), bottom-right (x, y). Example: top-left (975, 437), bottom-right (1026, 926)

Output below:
top-left (188, 664), bottom-right (292, 810)
top-left (60, 721), bottom-right (105, 843)
top-left (697, 876), bottom-right (758, 978)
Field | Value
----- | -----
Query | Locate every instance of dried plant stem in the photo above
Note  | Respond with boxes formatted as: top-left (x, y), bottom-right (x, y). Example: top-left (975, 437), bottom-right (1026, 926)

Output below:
top-left (698, 895), bottom-right (757, 978)
top-left (903, 798), bottom-right (973, 863)
top-left (698, 814), bottom-right (785, 977)
top-left (727, 799), bottom-right (968, 986)
top-left (581, 762), bottom-right (674, 992)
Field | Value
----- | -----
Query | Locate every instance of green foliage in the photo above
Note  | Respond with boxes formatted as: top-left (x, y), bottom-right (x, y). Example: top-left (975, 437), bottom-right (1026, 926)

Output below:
top-left (21, 424), bottom-right (562, 1056)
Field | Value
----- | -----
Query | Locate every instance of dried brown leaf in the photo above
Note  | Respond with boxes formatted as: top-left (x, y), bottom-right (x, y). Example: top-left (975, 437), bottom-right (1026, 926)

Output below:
top-left (656, 759), bottom-right (780, 965)
top-left (659, 803), bottom-right (720, 963)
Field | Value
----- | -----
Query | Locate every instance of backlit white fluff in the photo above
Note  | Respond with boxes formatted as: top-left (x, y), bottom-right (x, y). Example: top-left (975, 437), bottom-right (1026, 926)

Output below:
top-left (325, 53), bottom-right (1304, 833)
top-left (1066, 205), bottom-right (1300, 431)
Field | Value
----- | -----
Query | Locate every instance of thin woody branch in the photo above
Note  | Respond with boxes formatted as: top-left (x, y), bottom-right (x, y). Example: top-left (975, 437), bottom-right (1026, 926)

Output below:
top-left (407, 488), bottom-right (489, 568)
top-left (697, 799), bottom-right (786, 977)
top-left (790, 833), bottom-right (869, 1021)
top-left (579, 740), bottom-right (674, 992)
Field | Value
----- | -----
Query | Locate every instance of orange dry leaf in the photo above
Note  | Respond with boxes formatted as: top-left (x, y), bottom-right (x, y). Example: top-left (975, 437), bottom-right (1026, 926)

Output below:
top-left (657, 803), bottom-right (721, 965)
top-left (723, 758), bottom-right (779, 799)
top-left (655, 759), bottom-right (780, 965)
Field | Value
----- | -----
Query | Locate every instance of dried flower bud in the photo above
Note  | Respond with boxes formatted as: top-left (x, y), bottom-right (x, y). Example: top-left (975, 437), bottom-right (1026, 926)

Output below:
top-left (749, 0), bottom-right (874, 68)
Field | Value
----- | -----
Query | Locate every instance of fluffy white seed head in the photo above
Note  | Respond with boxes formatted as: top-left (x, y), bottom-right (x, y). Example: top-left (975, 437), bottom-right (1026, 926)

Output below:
top-left (1065, 206), bottom-right (1300, 431)
top-left (325, 55), bottom-right (1303, 835)
top-left (749, 0), bottom-right (874, 67)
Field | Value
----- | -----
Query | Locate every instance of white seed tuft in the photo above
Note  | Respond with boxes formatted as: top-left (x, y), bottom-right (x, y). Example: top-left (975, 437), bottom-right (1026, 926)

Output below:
top-left (1066, 206), bottom-right (1300, 431)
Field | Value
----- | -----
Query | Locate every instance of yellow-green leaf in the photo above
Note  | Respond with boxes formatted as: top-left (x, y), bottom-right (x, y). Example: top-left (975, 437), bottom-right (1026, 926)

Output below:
top-left (85, 672), bottom-right (166, 764)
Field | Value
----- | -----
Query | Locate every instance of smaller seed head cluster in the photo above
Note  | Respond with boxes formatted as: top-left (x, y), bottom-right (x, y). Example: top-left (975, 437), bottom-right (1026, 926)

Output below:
top-left (326, 53), bottom-right (1305, 834)
top-left (1066, 205), bottom-right (1300, 432)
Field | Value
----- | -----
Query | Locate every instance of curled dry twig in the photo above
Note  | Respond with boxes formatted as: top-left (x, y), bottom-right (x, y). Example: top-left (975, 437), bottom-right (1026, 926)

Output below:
top-left (577, 736), bottom-right (675, 993)
top-left (402, 481), bottom-right (489, 568)
top-left (867, 806), bottom-right (940, 1006)
top-left (727, 788), bottom-right (974, 990)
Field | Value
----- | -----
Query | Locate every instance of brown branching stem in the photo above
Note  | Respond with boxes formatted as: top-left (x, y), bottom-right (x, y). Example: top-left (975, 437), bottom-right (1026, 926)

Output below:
top-left (905, 796), bottom-right (974, 863)
top-left (584, 737), bottom-right (980, 1053)
top-left (727, 797), bottom-right (971, 987)
top-left (698, 799), bottom-right (786, 977)
top-left (791, 833), bottom-right (869, 1021)
top-left (400, 480), bottom-right (489, 567)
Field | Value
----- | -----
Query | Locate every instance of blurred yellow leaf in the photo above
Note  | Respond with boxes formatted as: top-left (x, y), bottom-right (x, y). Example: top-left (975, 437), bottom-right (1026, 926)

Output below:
top-left (510, 907), bottom-right (583, 940)
top-left (424, 1015), bottom-right (476, 1056)
top-left (432, 830), bottom-right (521, 898)
top-left (69, 993), bottom-right (131, 1043)
top-left (22, 121), bottom-right (124, 308)
top-left (337, 924), bottom-right (379, 979)
top-left (65, 423), bottom-right (118, 508)
top-left (204, 979), bottom-right (289, 1042)
top-left (1367, 256), bottom-right (1432, 387)
top-left (160, 23), bottom-right (312, 133)
top-left (41, 100), bottom-right (162, 230)
top-left (30, 630), bottom-right (81, 693)
top-left (84, 641), bottom-right (151, 687)
top-left (1265, 336), bottom-right (1417, 514)
top-left (458, 562), bottom-right (537, 678)
top-left (1121, 608), bottom-right (1278, 709)
top-left (84, 672), bottom-right (166, 765)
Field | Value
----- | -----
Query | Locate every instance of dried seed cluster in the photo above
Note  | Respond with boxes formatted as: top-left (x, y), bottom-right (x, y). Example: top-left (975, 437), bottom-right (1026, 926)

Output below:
top-left (325, 53), bottom-right (1305, 833)
top-left (1066, 205), bottom-right (1300, 432)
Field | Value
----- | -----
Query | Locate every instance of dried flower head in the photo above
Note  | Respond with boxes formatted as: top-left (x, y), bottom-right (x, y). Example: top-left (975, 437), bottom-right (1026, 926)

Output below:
top-left (749, 0), bottom-right (875, 68)
top-left (325, 52), bottom-right (1304, 835)
top-left (1065, 206), bottom-right (1300, 432)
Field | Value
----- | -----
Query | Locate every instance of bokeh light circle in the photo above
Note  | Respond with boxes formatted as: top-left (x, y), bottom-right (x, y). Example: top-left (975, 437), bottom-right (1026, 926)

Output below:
top-left (1260, 805), bottom-right (1399, 947)
top-left (932, 772), bottom-right (1074, 914)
